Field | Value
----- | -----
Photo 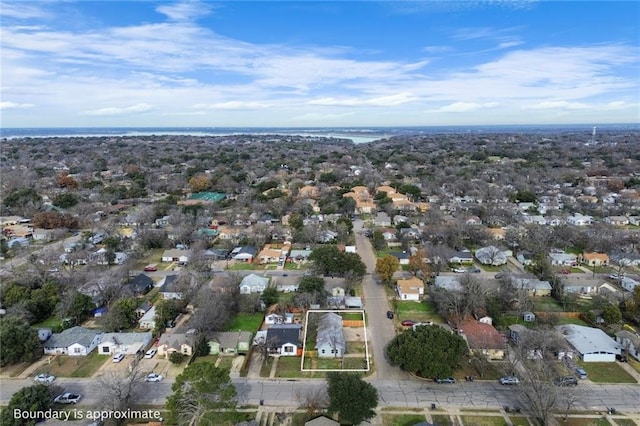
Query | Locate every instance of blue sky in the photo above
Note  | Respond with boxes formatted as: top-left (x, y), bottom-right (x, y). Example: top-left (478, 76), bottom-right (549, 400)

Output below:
top-left (1, 1), bottom-right (638, 127)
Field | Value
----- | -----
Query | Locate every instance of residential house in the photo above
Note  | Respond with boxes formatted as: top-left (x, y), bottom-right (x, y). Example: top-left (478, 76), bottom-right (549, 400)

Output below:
top-left (161, 249), bottom-right (191, 264)
top-left (317, 230), bottom-right (338, 243)
top-left (304, 415), bottom-right (340, 426)
top-left (331, 286), bottom-right (346, 297)
top-left (128, 273), bottom-right (154, 296)
top-left (487, 228), bottom-right (506, 240)
top-left (43, 326), bottom-right (103, 356)
top-left (517, 252), bottom-right (535, 266)
top-left (597, 282), bottom-right (622, 300)
top-left (276, 281), bottom-right (299, 293)
top-left (391, 251), bottom-right (411, 265)
top-left (98, 332), bottom-right (152, 356)
top-left (564, 280), bottom-right (598, 295)
top-left (579, 252), bottom-right (610, 267)
top-left (208, 331), bottom-right (253, 356)
top-left (548, 251), bottom-right (577, 266)
top-left (344, 296), bottom-right (363, 309)
top-left (258, 243), bottom-right (291, 264)
top-left (289, 249), bottom-right (312, 263)
top-left (511, 277), bottom-right (552, 297)
top-left (396, 277), bottom-right (424, 301)
top-left (621, 277), bottom-right (640, 292)
top-left (158, 275), bottom-right (184, 300)
top-left (239, 274), bottom-right (269, 294)
top-left (138, 306), bottom-right (157, 330)
top-left (316, 313), bottom-right (346, 358)
top-left (615, 330), bottom-right (640, 361)
top-left (230, 246), bottom-right (257, 262)
top-left (449, 250), bottom-right (474, 264)
top-left (459, 319), bottom-right (505, 360)
top-left (567, 213), bottom-right (593, 226)
top-left (32, 228), bottom-right (55, 241)
top-left (399, 227), bottom-right (420, 240)
top-left (135, 301), bottom-right (154, 319)
top-left (610, 253), bottom-right (640, 267)
top-left (605, 216), bottom-right (630, 226)
top-left (557, 324), bottom-right (621, 362)
top-left (157, 330), bottom-right (196, 358)
top-left (265, 313), bottom-right (287, 325)
top-left (522, 215), bottom-right (547, 226)
top-left (373, 212), bottom-right (392, 227)
top-left (265, 324), bottom-right (302, 356)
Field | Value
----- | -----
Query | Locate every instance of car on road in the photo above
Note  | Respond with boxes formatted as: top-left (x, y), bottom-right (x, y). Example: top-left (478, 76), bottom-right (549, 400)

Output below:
top-left (554, 376), bottom-right (578, 387)
top-left (499, 376), bottom-right (520, 385)
top-left (34, 373), bottom-right (56, 384)
top-left (575, 367), bottom-right (588, 379)
top-left (143, 264), bottom-right (157, 272)
top-left (435, 377), bottom-right (456, 384)
top-left (608, 273), bottom-right (624, 280)
top-left (386, 310), bottom-right (394, 319)
top-left (112, 353), bottom-right (125, 363)
top-left (401, 319), bottom-right (417, 326)
top-left (452, 268), bottom-right (466, 273)
top-left (145, 373), bottom-right (164, 382)
top-left (468, 267), bottom-right (482, 273)
top-left (144, 348), bottom-right (157, 359)
top-left (54, 393), bottom-right (82, 404)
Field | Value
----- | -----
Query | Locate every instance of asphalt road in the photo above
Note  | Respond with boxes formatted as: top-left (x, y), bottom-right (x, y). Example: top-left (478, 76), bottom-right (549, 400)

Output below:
top-left (353, 220), bottom-right (407, 381)
top-left (3, 377), bottom-right (640, 414)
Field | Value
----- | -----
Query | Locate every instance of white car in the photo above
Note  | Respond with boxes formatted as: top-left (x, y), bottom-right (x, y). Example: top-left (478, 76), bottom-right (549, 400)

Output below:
top-left (34, 373), bottom-right (56, 384)
top-left (499, 376), bottom-right (520, 385)
top-left (144, 348), bottom-right (157, 359)
top-left (54, 393), bottom-right (81, 404)
top-left (452, 268), bottom-right (467, 273)
top-left (145, 373), bottom-right (164, 382)
top-left (112, 353), bottom-right (125, 363)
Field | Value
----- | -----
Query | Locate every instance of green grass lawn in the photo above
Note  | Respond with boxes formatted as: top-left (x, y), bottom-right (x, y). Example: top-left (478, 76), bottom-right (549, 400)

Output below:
top-left (556, 316), bottom-right (589, 326)
top-left (395, 300), bottom-right (436, 314)
top-left (346, 341), bottom-right (366, 353)
top-left (32, 316), bottom-right (62, 329)
top-left (531, 297), bottom-right (564, 312)
top-left (460, 416), bottom-right (507, 426)
top-left (431, 414), bottom-right (454, 425)
top-left (575, 361), bottom-right (637, 383)
top-left (508, 416), bottom-right (530, 426)
top-left (341, 312), bottom-right (364, 321)
top-left (228, 263), bottom-right (259, 270)
top-left (225, 313), bottom-right (263, 332)
top-left (381, 414), bottom-right (426, 426)
top-left (559, 418), bottom-right (611, 426)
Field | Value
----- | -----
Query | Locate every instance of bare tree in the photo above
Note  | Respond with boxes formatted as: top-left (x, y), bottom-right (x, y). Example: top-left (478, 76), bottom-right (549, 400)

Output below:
top-left (97, 358), bottom-right (147, 424)
top-left (296, 387), bottom-right (329, 416)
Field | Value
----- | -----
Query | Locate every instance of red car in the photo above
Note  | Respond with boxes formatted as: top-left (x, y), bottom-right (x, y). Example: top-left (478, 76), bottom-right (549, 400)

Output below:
top-left (144, 264), bottom-right (158, 272)
top-left (401, 320), bottom-right (417, 326)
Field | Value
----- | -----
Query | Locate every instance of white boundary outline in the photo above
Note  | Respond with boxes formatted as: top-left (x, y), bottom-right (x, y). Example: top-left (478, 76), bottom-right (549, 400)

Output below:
top-left (300, 309), bottom-right (370, 372)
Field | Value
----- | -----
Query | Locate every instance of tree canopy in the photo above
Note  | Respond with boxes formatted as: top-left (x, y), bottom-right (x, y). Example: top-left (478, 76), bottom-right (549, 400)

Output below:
top-left (166, 361), bottom-right (239, 425)
top-left (0, 317), bottom-right (40, 366)
top-left (309, 245), bottom-right (366, 278)
top-left (326, 372), bottom-right (378, 425)
top-left (375, 255), bottom-right (399, 286)
top-left (0, 384), bottom-right (55, 426)
top-left (386, 325), bottom-right (467, 378)
top-left (298, 276), bottom-right (326, 294)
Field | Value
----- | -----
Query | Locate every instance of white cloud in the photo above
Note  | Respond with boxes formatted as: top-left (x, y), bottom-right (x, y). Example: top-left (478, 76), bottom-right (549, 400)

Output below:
top-left (0, 2), bottom-right (49, 19)
top-left (308, 93), bottom-right (417, 107)
top-left (193, 101), bottom-right (272, 110)
top-left (289, 112), bottom-right (355, 122)
top-left (524, 101), bottom-right (590, 110)
top-left (82, 103), bottom-right (154, 116)
top-left (430, 102), bottom-right (500, 113)
top-left (0, 101), bottom-right (34, 109)
top-left (155, 1), bottom-right (214, 22)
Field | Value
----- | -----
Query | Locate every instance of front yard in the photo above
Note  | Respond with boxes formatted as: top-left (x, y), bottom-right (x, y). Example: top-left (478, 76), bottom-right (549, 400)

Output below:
top-left (575, 360), bottom-right (637, 383)
top-left (393, 300), bottom-right (442, 323)
top-left (35, 352), bottom-right (106, 378)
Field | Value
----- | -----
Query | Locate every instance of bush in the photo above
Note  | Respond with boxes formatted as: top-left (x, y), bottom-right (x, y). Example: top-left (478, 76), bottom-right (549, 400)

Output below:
top-left (169, 352), bottom-right (186, 364)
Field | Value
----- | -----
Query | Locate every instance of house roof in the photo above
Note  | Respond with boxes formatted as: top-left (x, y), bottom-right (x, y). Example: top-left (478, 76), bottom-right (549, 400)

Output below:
top-left (614, 330), bottom-right (640, 348)
top-left (434, 276), bottom-right (462, 292)
top-left (45, 326), bottom-right (102, 349)
top-left (316, 313), bottom-right (346, 352)
top-left (162, 249), bottom-right (192, 258)
top-left (240, 273), bottom-right (269, 288)
top-left (209, 331), bottom-right (253, 348)
top-left (459, 320), bottom-right (505, 350)
top-left (510, 277), bottom-right (552, 291)
top-left (101, 332), bottom-right (152, 347)
top-left (305, 415), bottom-right (340, 426)
top-left (345, 296), bottom-right (363, 308)
top-left (266, 324), bottom-right (302, 347)
top-left (158, 332), bottom-right (195, 350)
top-left (397, 277), bottom-right (424, 295)
top-left (130, 273), bottom-right (154, 291)
top-left (582, 252), bottom-right (609, 261)
top-left (557, 324), bottom-right (621, 356)
top-left (159, 275), bottom-right (180, 293)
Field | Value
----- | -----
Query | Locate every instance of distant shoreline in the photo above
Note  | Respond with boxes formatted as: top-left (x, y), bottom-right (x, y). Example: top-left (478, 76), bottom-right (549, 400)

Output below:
top-left (1, 124), bottom-right (638, 142)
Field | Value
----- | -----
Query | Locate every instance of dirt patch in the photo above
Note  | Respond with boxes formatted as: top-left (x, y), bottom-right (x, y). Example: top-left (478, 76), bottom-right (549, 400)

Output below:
top-left (343, 327), bottom-right (366, 342)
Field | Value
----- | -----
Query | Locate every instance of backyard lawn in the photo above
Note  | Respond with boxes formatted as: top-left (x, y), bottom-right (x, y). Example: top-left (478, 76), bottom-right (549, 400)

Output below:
top-left (394, 300), bottom-right (442, 323)
top-left (225, 313), bottom-right (263, 332)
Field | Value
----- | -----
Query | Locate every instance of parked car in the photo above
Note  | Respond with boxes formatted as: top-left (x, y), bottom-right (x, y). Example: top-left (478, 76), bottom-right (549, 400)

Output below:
top-left (145, 373), bottom-right (164, 382)
top-left (112, 353), bottom-right (125, 363)
top-left (616, 353), bottom-right (628, 362)
top-left (435, 377), bottom-right (456, 384)
top-left (143, 264), bottom-right (157, 272)
top-left (144, 348), bottom-right (157, 359)
top-left (468, 267), bottom-right (481, 273)
top-left (54, 393), bottom-right (82, 404)
top-left (609, 273), bottom-right (624, 280)
top-left (401, 320), bottom-right (417, 326)
top-left (499, 376), bottom-right (520, 385)
top-left (554, 376), bottom-right (578, 387)
top-left (452, 268), bottom-right (466, 273)
top-left (386, 310), bottom-right (394, 319)
top-left (575, 367), bottom-right (588, 379)
top-left (34, 373), bottom-right (56, 384)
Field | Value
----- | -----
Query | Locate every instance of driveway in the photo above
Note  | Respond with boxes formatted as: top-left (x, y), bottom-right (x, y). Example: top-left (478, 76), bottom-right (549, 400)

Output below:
top-left (354, 220), bottom-right (407, 381)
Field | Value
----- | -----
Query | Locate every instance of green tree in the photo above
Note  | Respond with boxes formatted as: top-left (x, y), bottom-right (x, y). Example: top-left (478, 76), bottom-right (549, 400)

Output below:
top-left (166, 362), bottom-right (239, 425)
top-left (298, 276), bottom-right (326, 294)
top-left (0, 384), bottom-right (55, 426)
top-left (601, 304), bottom-right (622, 324)
top-left (386, 325), bottom-right (467, 378)
top-left (100, 297), bottom-right (137, 332)
top-left (375, 255), bottom-right (399, 286)
top-left (194, 335), bottom-right (211, 358)
top-left (326, 372), bottom-right (378, 425)
top-left (52, 192), bottom-right (79, 208)
top-left (309, 245), bottom-right (343, 276)
top-left (169, 352), bottom-right (186, 364)
top-left (261, 287), bottom-right (280, 307)
top-left (288, 213), bottom-right (304, 231)
top-left (371, 230), bottom-right (386, 250)
top-left (0, 317), bottom-right (40, 366)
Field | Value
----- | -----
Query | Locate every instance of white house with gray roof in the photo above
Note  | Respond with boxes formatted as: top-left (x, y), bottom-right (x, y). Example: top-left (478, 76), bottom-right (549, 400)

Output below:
top-left (239, 273), bottom-right (269, 294)
top-left (557, 324), bottom-right (621, 362)
top-left (316, 313), bottom-right (346, 358)
top-left (97, 332), bottom-right (153, 356)
top-left (43, 326), bottom-right (103, 356)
